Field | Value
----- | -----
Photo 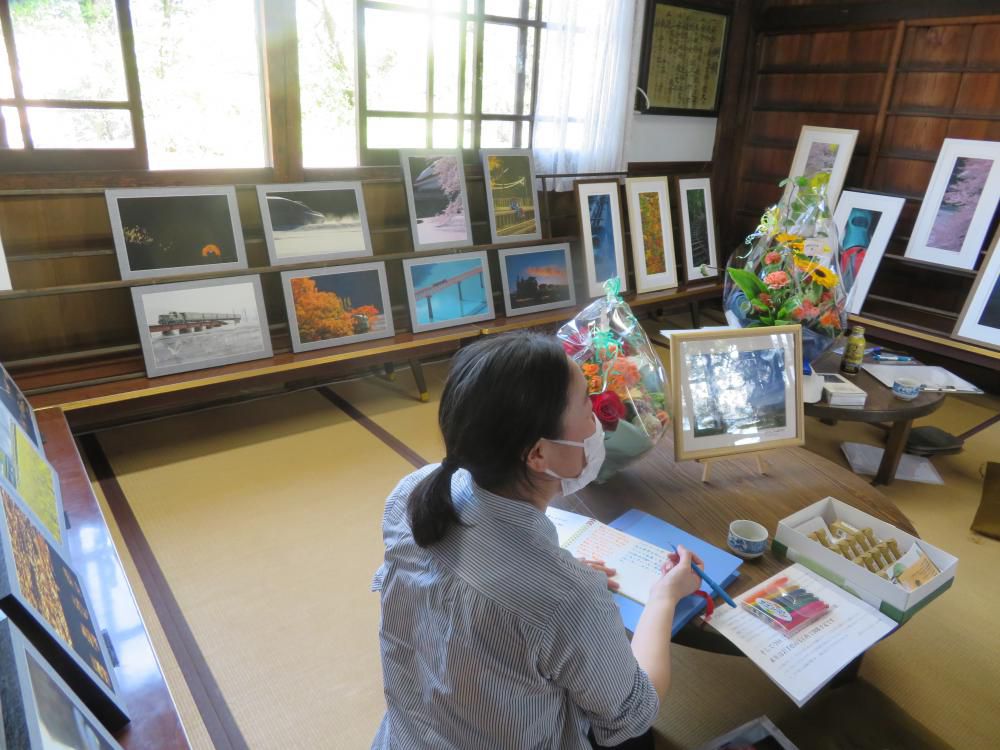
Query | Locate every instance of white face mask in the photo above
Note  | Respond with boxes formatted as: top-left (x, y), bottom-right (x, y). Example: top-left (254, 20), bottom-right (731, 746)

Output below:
top-left (544, 414), bottom-right (606, 496)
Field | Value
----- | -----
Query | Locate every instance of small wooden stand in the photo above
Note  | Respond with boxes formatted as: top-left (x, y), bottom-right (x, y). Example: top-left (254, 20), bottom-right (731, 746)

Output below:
top-left (699, 454), bottom-right (769, 483)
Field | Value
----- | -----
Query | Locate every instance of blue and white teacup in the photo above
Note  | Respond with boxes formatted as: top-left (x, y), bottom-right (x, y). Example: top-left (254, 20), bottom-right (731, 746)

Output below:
top-left (727, 520), bottom-right (769, 559)
top-left (892, 377), bottom-right (922, 401)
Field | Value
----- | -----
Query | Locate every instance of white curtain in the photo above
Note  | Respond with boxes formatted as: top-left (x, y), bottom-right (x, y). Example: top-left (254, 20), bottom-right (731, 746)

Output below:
top-left (532, 0), bottom-right (639, 191)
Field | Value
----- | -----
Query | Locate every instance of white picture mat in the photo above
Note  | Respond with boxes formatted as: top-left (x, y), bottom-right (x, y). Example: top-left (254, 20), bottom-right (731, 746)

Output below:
top-left (106, 186), bottom-right (248, 280)
top-left (625, 177), bottom-right (678, 293)
top-left (497, 243), bottom-right (576, 317)
top-left (576, 181), bottom-right (627, 298)
top-left (402, 251), bottom-right (495, 333)
top-left (677, 331), bottom-right (799, 454)
top-left (399, 149), bottom-right (474, 251)
top-left (784, 125), bottom-right (859, 209)
top-left (904, 138), bottom-right (1000, 270)
top-left (677, 177), bottom-right (718, 282)
top-left (0, 231), bottom-right (10, 291)
top-left (256, 181), bottom-right (373, 266)
top-left (281, 262), bottom-right (395, 353)
top-left (954, 229), bottom-right (1000, 350)
top-left (833, 191), bottom-right (905, 314)
top-left (480, 149), bottom-right (543, 244)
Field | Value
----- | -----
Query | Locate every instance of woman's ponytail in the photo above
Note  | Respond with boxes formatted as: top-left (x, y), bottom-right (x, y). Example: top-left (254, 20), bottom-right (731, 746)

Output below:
top-left (408, 459), bottom-right (462, 548)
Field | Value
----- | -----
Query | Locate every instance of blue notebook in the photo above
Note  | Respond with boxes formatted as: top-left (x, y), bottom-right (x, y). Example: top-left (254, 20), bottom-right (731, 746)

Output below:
top-left (608, 509), bottom-right (742, 635)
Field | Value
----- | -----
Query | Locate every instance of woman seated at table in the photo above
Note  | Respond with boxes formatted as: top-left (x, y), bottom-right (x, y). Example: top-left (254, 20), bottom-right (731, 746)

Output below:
top-left (371, 332), bottom-right (701, 749)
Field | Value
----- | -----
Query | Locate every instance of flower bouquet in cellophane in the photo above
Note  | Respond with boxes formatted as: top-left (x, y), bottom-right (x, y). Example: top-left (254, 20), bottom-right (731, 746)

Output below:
top-left (556, 279), bottom-right (669, 481)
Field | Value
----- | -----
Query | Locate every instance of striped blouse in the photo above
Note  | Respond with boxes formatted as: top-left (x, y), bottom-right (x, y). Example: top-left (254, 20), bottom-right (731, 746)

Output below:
top-left (371, 466), bottom-right (659, 749)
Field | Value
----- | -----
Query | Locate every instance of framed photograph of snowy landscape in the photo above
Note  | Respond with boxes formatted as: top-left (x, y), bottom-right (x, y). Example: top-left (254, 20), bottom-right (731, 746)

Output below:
top-left (400, 150), bottom-right (473, 251)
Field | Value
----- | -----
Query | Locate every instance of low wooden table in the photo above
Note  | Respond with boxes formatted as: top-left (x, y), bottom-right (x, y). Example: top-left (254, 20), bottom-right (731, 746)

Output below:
top-left (806, 354), bottom-right (945, 485)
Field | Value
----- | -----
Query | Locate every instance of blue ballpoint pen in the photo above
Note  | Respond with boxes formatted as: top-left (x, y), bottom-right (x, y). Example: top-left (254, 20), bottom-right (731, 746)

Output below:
top-left (665, 542), bottom-right (737, 608)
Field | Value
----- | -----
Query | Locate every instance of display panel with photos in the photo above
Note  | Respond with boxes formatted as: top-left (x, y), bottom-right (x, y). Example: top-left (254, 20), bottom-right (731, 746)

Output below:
top-left (0, 616), bottom-right (125, 749)
top-left (481, 149), bottom-right (542, 244)
top-left (670, 325), bottom-right (804, 461)
top-left (497, 243), bottom-right (576, 317)
top-left (954, 229), bottom-right (1000, 351)
top-left (676, 176), bottom-right (719, 282)
top-left (131, 276), bottom-right (274, 378)
top-left (400, 149), bottom-right (474, 251)
top-left (785, 125), bottom-right (859, 209)
top-left (904, 138), bottom-right (1000, 270)
top-left (106, 187), bottom-right (248, 280)
top-left (282, 262), bottom-right (395, 353)
top-left (0, 411), bottom-right (65, 551)
top-left (403, 251), bottom-right (495, 333)
top-left (257, 181), bottom-right (373, 265)
top-left (575, 180), bottom-right (627, 298)
top-left (833, 191), bottom-right (905, 315)
top-left (0, 485), bottom-right (128, 730)
top-left (1, 362), bottom-right (41, 448)
top-left (625, 177), bottom-right (678, 293)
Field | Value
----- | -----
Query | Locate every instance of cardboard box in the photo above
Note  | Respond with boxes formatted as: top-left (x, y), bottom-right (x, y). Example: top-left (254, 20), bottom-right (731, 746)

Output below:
top-left (772, 496), bottom-right (958, 623)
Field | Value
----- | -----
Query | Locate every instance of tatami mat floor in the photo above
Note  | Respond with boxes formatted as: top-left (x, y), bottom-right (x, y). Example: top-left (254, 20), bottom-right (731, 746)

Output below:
top-left (85, 353), bottom-right (999, 749)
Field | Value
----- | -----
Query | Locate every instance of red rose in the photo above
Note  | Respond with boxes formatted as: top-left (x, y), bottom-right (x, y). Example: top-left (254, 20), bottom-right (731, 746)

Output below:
top-left (591, 391), bottom-right (626, 431)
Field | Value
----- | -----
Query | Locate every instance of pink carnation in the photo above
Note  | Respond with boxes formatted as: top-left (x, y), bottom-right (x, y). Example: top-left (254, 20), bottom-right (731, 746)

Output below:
top-left (763, 271), bottom-right (790, 290)
top-left (764, 251), bottom-right (783, 265)
top-left (792, 299), bottom-right (820, 320)
top-left (758, 292), bottom-right (773, 307)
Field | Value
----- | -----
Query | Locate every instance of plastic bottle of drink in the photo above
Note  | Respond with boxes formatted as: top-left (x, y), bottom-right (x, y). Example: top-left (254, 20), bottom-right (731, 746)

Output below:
top-left (840, 325), bottom-right (866, 375)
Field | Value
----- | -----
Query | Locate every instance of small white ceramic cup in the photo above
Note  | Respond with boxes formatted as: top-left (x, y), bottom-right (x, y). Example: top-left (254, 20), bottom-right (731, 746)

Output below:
top-left (892, 377), bottom-right (922, 401)
top-left (727, 519), bottom-right (769, 559)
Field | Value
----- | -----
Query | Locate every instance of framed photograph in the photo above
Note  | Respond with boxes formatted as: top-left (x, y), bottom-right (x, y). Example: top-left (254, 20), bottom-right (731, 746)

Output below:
top-left (0, 484), bottom-right (128, 730)
top-left (399, 149), bottom-right (473, 251)
top-left (670, 325), bottom-right (804, 461)
top-left (676, 176), bottom-right (719, 282)
top-left (0, 411), bottom-right (65, 552)
top-left (0, 617), bottom-right (125, 749)
top-left (833, 190), bottom-right (905, 315)
top-left (131, 276), bottom-right (273, 379)
top-left (257, 181), bottom-right (373, 266)
top-left (575, 180), bottom-right (627, 298)
top-left (1, 362), bottom-right (41, 449)
top-left (904, 138), bottom-right (1000, 270)
top-left (625, 177), bottom-right (679, 293)
top-left (954, 229), bottom-right (1000, 351)
top-left (497, 243), bottom-right (576, 317)
top-left (282, 262), bottom-right (395, 353)
top-left (402, 251), bottom-right (494, 333)
top-left (785, 126), bottom-right (859, 209)
top-left (636, 1), bottom-right (729, 116)
top-left (481, 149), bottom-right (542, 244)
top-left (106, 186), bottom-right (247, 280)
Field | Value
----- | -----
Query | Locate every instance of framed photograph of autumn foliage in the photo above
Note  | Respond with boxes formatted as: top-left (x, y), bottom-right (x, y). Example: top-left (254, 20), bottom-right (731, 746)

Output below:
top-left (282, 263), bottom-right (395, 353)
top-left (625, 177), bottom-right (678, 293)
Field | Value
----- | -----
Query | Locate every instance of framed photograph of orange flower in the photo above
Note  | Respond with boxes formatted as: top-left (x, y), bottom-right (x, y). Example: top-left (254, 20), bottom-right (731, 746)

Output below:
top-left (625, 177), bottom-right (678, 293)
top-left (282, 263), bottom-right (395, 353)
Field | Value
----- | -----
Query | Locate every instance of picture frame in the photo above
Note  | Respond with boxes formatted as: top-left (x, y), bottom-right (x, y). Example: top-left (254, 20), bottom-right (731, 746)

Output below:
top-left (833, 190), bottom-right (906, 315)
top-left (1, 362), bottom-right (41, 449)
top-left (676, 176), bottom-right (719, 282)
top-left (402, 251), bottom-right (494, 333)
top-left (0, 484), bottom-right (129, 730)
top-left (131, 275), bottom-right (274, 378)
top-left (497, 243), bottom-right (576, 318)
top-left (670, 325), bottom-right (804, 461)
top-left (953, 228), bottom-right (1000, 351)
top-left (257, 181), bottom-right (373, 266)
top-left (0, 229), bottom-right (10, 291)
top-left (785, 126), bottom-right (859, 209)
top-left (635, 1), bottom-right (730, 117)
top-left (904, 138), bottom-right (1000, 270)
top-left (0, 617), bottom-right (125, 749)
top-left (106, 186), bottom-right (248, 280)
top-left (399, 149), bottom-right (474, 251)
top-left (281, 262), bottom-right (395, 353)
top-left (574, 180), bottom-right (627, 298)
top-left (625, 177), bottom-right (679, 293)
top-left (481, 149), bottom-right (543, 244)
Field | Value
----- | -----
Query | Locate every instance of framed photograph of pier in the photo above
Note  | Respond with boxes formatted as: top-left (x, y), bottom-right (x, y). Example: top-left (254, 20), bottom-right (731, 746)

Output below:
top-left (1, 362), bottom-right (41, 449)
top-left (0, 484), bottom-right (129, 730)
top-left (0, 617), bottom-right (125, 749)
top-left (400, 149), bottom-right (474, 251)
top-left (625, 177), bottom-right (678, 293)
top-left (954, 229), bottom-right (1000, 351)
top-left (481, 149), bottom-right (542, 244)
top-left (131, 276), bottom-right (273, 378)
top-left (0, 411), bottom-right (65, 552)
top-left (904, 138), bottom-right (1000, 270)
top-left (257, 181), bottom-right (373, 266)
top-left (575, 180), bottom-right (627, 298)
top-left (670, 325), bottom-right (804, 461)
top-left (833, 190), bottom-right (905, 315)
top-left (497, 243), bottom-right (576, 318)
top-left (784, 126), bottom-right (858, 210)
top-left (402, 251), bottom-right (494, 333)
top-left (676, 176), bottom-right (718, 282)
top-left (106, 186), bottom-right (248, 280)
top-left (282, 262), bottom-right (395, 353)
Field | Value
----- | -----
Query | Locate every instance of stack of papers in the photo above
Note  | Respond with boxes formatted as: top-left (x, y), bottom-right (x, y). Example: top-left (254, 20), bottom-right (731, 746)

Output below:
top-left (861, 364), bottom-right (983, 393)
top-left (819, 373), bottom-right (867, 406)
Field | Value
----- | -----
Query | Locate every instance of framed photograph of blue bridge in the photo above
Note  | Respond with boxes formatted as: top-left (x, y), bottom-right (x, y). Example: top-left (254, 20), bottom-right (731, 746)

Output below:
top-left (574, 180), bottom-right (627, 298)
top-left (402, 251), bottom-right (495, 333)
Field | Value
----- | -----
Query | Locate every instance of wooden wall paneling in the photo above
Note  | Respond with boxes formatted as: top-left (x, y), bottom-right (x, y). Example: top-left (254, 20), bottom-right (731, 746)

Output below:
top-left (899, 23), bottom-right (973, 68)
top-left (966, 22), bottom-right (1000, 67)
top-left (955, 73), bottom-right (1000, 115)
top-left (890, 71), bottom-right (963, 112)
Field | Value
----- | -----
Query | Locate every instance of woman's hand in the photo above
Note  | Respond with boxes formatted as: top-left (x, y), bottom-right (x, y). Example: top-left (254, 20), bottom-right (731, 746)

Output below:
top-left (647, 545), bottom-right (703, 605)
top-left (577, 558), bottom-right (620, 592)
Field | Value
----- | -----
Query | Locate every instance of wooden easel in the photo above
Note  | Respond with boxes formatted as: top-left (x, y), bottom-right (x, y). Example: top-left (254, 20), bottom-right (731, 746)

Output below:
top-left (698, 454), bottom-right (769, 483)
